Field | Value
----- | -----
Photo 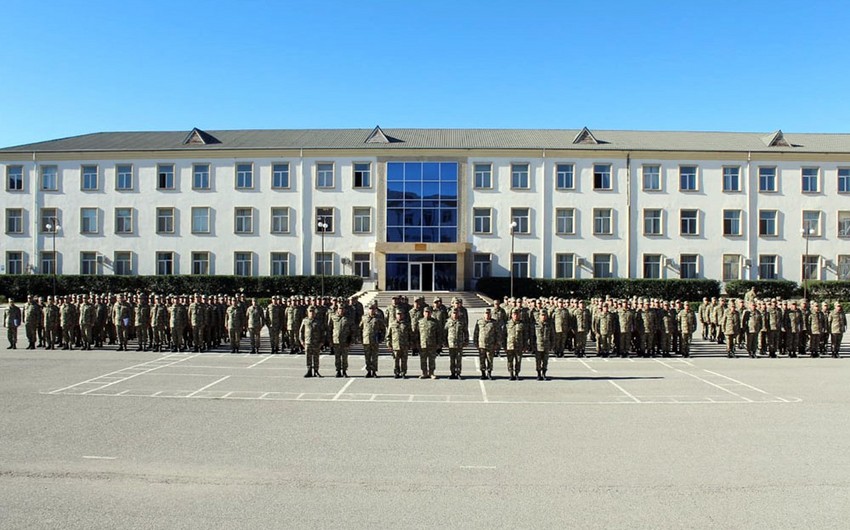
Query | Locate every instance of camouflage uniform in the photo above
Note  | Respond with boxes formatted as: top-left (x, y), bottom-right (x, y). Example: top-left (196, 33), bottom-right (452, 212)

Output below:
top-left (4, 302), bottom-right (22, 349)
top-left (534, 312), bottom-right (554, 380)
top-left (152, 300), bottom-right (169, 351)
top-left (828, 306), bottom-right (846, 358)
top-left (170, 300), bottom-right (188, 352)
top-left (299, 308), bottom-right (323, 376)
top-left (135, 299), bottom-right (152, 351)
top-left (188, 298), bottom-right (206, 352)
top-left (677, 306), bottom-right (697, 358)
top-left (360, 308), bottom-right (386, 377)
top-left (329, 308), bottom-right (355, 376)
top-left (79, 299), bottom-right (96, 350)
top-left (505, 311), bottom-right (525, 379)
top-left (246, 301), bottom-right (265, 354)
top-left (444, 311), bottom-right (467, 378)
top-left (386, 312), bottom-right (413, 378)
top-left (60, 300), bottom-right (76, 349)
top-left (417, 308), bottom-right (440, 378)
top-left (24, 298), bottom-right (41, 349)
top-left (574, 305), bottom-right (592, 357)
top-left (473, 310), bottom-right (499, 379)
top-left (225, 302), bottom-right (245, 353)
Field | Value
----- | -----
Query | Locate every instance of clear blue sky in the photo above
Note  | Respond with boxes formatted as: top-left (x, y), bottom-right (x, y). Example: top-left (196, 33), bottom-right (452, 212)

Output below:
top-left (2, 0), bottom-right (849, 148)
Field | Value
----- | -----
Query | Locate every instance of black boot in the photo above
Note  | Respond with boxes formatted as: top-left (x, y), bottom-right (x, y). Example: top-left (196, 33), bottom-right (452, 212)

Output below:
top-left (537, 371), bottom-right (543, 381)
top-left (480, 371), bottom-right (487, 380)
top-left (336, 370), bottom-right (342, 378)
top-left (342, 370), bottom-right (348, 378)
top-left (304, 368), bottom-right (314, 378)
top-left (314, 370), bottom-right (323, 378)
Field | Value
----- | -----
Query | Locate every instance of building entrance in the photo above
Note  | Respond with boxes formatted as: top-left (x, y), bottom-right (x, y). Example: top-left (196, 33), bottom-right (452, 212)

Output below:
top-left (386, 254), bottom-right (456, 292)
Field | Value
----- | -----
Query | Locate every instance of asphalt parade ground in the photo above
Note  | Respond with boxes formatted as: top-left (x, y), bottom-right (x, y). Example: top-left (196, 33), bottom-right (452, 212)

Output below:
top-left (2, 333), bottom-right (850, 529)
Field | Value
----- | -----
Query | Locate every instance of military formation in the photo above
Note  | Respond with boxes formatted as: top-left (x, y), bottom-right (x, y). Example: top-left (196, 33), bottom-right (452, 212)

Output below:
top-left (2, 288), bottom-right (847, 380)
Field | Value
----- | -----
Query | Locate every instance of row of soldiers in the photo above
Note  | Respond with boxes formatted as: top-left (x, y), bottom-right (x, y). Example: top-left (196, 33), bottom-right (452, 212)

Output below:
top-left (699, 296), bottom-right (847, 358)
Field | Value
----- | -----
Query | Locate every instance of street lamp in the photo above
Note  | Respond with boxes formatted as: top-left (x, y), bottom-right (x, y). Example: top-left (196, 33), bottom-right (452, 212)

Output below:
top-left (45, 218), bottom-right (60, 298)
top-left (510, 221), bottom-right (518, 299)
top-left (802, 227), bottom-right (814, 301)
top-left (317, 219), bottom-right (328, 297)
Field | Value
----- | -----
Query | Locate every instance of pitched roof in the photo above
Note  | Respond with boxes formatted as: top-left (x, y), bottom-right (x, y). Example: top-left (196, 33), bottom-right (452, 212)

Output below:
top-left (2, 127), bottom-right (850, 154)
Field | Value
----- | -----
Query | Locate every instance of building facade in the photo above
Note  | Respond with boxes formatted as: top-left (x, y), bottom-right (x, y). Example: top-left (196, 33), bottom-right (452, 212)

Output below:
top-left (2, 126), bottom-right (849, 291)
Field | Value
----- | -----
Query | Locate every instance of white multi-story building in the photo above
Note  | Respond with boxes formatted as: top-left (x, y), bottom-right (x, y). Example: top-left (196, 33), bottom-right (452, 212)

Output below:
top-left (2, 126), bottom-right (849, 291)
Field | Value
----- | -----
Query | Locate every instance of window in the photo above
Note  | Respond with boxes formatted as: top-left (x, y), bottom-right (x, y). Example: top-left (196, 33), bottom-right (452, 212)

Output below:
top-left (116, 164), bottom-right (133, 191)
top-left (271, 207), bottom-right (291, 234)
top-left (7, 165), bottom-right (23, 191)
top-left (680, 209), bottom-right (698, 236)
top-left (234, 252), bottom-right (253, 276)
top-left (722, 254), bottom-right (740, 281)
top-left (193, 164), bottom-right (210, 190)
top-left (41, 166), bottom-right (58, 191)
top-left (722, 166), bottom-right (740, 192)
top-left (511, 163), bottom-right (529, 189)
top-left (157, 164), bottom-right (175, 190)
top-left (593, 208), bottom-right (612, 235)
top-left (511, 253), bottom-right (530, 278)
top-left (41, 251), bottom-right (57, 275)
top-left (385, 161), bottom-right (458, 244)
top-left (234, 207), bottom-right (254, 234)
top-left (316, 163), bottom-right (334, 188)
top-left (556, 253), bottom-right (574, 279)
top-left (723, 210), bottom-right (742, 236)
top-left (40, 208), bottom-right (59, 233)
top-left (191, 207), bottom-right (210, 234)
top-left (473, 208), bottom-right (492, 234)
top-left (272, 163), bottom-right (290, 189)
top-left (759, 255), bottom-right (778, 280)
top-left (353, 207), bottom-right (371, 233)
top-left (593, 164), bottom-right (612, 190)
top-left (236, 163), bottom-right (253, 189)
top-left (115, 208), bottom-right (133, 234)
top-left (838, 211), bottom-right (850, 238)
top-left (680, 254), bottom-right (698, 279)
top-left (80, 208), bottom-right (98, 234)
top-left (555, 208), bottom-right (575, 235)
top-left (270, 252), bottom-right (290, 276)
top-left (353, 253), bottom-right (371, 278)
top-left (80, 251), bottom-right (99, 275)
top-left (353, 163), bottom-right (371, 188)
top-left (759, 210), bottom-right (778, 237)
top-left (511, 208), bottom-right (530, 234)
top-left (802, 167), bottom-right (819, 193)
top-left (315, 252), bottom-right (332, 275)
top-left (802, 255), bottom-right (819, 281)
top-left (6, 252), bottom-right (23, 275)
top-left (156, 207), bottom-right (175, 234)
top-left (643, 209), bottom-right (663, 236)
top-left (642, 165), bottom-right (661, 191)
top-left (81, 165), bottom-right (98, 191)
top-left (191, 252), bottom-right (210, 275)
top-left (839, 168), bottom-right (850, 193)
top-left (758, 167), bottom-right (777, 192)
top-left (679, 166), bottom-right (697, 191)
top-left (474, 163), bottom-right (493, 189)
top-left (316, 207), bottom-right (334, 233)
top-left (473, 254), bottom-right (491, 279)
top-left (802, 210), bottom-right (821, 236)
top-left (838, 255), bottom-right (850, 280)
top-left (643, 254), bottom-right (662, 279)
top-left (556, 163), bottom-right (575, 190)
top-left (114, 251), bottom-right (132, 275)
top-left (593, 254), bottom-right (613, 278)
top-left (6, 208), bottom-right (23, 234)
top-left (156, 252), bottom-right (174, 275)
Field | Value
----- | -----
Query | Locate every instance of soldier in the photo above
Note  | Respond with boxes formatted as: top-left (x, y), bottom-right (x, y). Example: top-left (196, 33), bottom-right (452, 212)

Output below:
top-left (287, 297), bottom-right (305, 355)
top-left (225, 298), bottom-right (245, 354)
top-left (134, 295), bottom-right (152, 351)
top-left (785, 302), bottom-right (804, 358)
top-left (266, 296), bottom-right (286, 354)
top-left (699, 297), bottom-right (710, 340)
top-left (660, 304), bottom-right (677, 357)
top-left (808, 303), bottom-right (826, 358)
top-left (490, 299), bottom-right (507, 357)
top-left (168, 297), bottom-right (187, 352)
top-left (299, 306), bottom-right (323, 377)
top-left (431, 297), bottom-right (448, 354)
top-left (594, 304), bottom-right (615, 358)
top-left (4, 299), bottom-right (22, 349)
top-left (417, 306), bottom-right (441, 379)
top-left (534, 310), bottom-right (554, 380)
top-left (43, 297), bottom-right (60, 350)
top-left (616, 301), bottom-right (634, 358)
top-left (246, 298), bottom-right (265, 354)
top-left (329, 304), bottom-right (354, 377)
top-left (505, 308), bottom-right (526, 380)
top-left (553, 299), bottom-right (569, 358)
top-left (744, 302), bottom-right (763, 358)
top-left (677, 301), bottom-right (697, 358)
top-left (78, 296), bottom-right (96, 350)
top-left (473, 308), bottom-right (498, 380)
top-left (444, 308), bottom-right (466, 379)
top-left (386, 310), bottom-right (412, 379)
top-left (23, 295), bottom-right (40, 350)
top-left (764, 300), bottom-right (781, 358)
top-left (110, 294), bottom-right (131, 351)
top-left (151, 296), bottom-right (169, 352)
top-left (188, 294), bottom-right (206, 353)
top-left (828, 302), bottom-right (846, 358)
top-left (642, 301), bottom-right (658, 357)
top-left (360, 304), bottom-right (386, 378)
top-left (60, 296), bottom-right (76, 350)
top-left (721, 303), bottom-right (741, 358)
top-left (574, 300), bottom-right (592, 357)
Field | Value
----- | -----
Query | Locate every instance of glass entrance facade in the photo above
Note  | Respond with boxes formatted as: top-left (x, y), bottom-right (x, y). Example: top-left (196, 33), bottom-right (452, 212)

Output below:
top-left (385, 254), bottom-right (457, 291)
top-left (386, 162), bottom-right (458, 243)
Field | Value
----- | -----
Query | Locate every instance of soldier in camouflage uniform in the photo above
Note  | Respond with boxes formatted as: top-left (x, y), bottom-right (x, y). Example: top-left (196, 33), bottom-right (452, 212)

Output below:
top-left (386, 310), bottom-right (412, 379)
top-left (43, 297), bottom-right (60, 350)
top-left (112, 294), bottom-right (132, 351)
top-left (135, 295), bottom-right (152, 351)
top-left (360, 304), bottom-right (386, 378)
top-left (188, 294), bottom-right (206, 353)
top-left (329, 304), bottom-right (355, 377)
top-left (60, 296), bottom-right (76, 350)
top-left (151, 296), bottom-right (170, 352)
top-left (299, 306), bottom-right (323, 377)
top-left (534, 310), bottom-right (554, 380)
top-left (744, 302), bottom-right (763, 358)
top-left (79, 295), bottom-right (96, 351)
top-left (785, 301), bottom-right (803, 358)
top-left (224, 298), bottom-right (244, 354)
top-left (552, 300), bottom-right (569, 358)
top-left (720, 303), bottom-right (742, 358)
top-left (677, 302), bottom-right (697, 358)
top-left (246, 298), bottom-right (265, 354)
top-left (808, 303), bottom-right (826, 358)
top-left (287, 297), bottom-right (306, 354)
top-left (431, 297), bottom-right (448, 355)
top-left (266, 296), bottom-right (286, 354)
top-left (473, 308), bottom-right (498, 380)
top-left (24, 295), bottom-right (41, 350)
top-left (169, 297), bottom-right (188, 352)
top-left (574, 300), bottom-right (592, 357)
top-left (594, 304), bottom-right (615, 358)
top-left (444, 308), bottom-right (467, 379)
top-left (828, 302), bottom-right (846, 358)
top-left (4, 299), bottom-right (22, 349)
top-left (617, 301), bottom-right (635, 358)
top-left (491, 299), bottom-right (507, 357)
top-left (505, 308), bottom-right (526, 380)
top-left (417, 306), bottom-right (441, 379)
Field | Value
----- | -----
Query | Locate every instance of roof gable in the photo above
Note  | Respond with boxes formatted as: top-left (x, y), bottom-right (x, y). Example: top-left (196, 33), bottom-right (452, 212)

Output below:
top-left (763, 130), bottom-right (792, 147)
top-left (573, 127), bottom-right (600, 145)
top-left (365, 125), bottom-right (402, 144)
top-left (183, 128), bottom-right (221, 146)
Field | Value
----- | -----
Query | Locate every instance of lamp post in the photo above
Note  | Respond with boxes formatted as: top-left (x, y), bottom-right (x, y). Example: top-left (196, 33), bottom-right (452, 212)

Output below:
top-left (510, 221), bottom-right (518, 299)
top-left (318, 219), bottom-right (328, 297)
top-left (45, 218), bottom-right (60, 298)
top-left (802, 227), bottom-right (814, 301)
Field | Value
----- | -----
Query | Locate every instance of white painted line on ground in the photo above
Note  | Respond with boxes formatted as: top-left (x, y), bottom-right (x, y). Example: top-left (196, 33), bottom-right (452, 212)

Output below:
top-left (48, 354), bottom-right (180, 394)
top-left (247, 355), bottom-right (275, 369)
top-left (79, 355), bottom-right (200, 395)
top-left (82, 456), bottom-right (117, 460)
top-left (460, 465), bottom-right (497, 469)
top-left (654, 359), bottom-right (753, 402)
top-left (332, 378), bottom-right (355, 401)
top-left (701, 370), bottom-right (772, 395)
top-left (479, 380), bottom-right (489, 403)
top-left (609, 380), bottom-right (640, 403)
top-left (187, 376), bottom-right (231, 397)
top-left (578, 358), bottom-right (598, 373)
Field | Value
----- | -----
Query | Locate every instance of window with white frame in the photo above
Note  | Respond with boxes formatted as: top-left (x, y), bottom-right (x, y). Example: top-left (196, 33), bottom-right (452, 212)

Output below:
top-left (316, 163), bottom-right (334, 188)
top-left (235, 163), bottom-right (253, 189)
top-left (353, 207), bottom-right (371, 233)
top-left (759, 210), bottom-right (778, 237)
top-left (839, 168), bottom-right (850, 193)
top-left (511, 163), bottom-right (529, 189)
top-left (191, 251), bottom-right (210, 275)
top-left (193, 164), bottom-right (210, 190)
top-left (801, 167), bottom-right (819, 193)
top-left (6, 251), bottom-right (23, 275)
top-left (80, 208), bottom-right (98, 234)
top-left (315, 252), bottom-right (333, 275)
top-left (115, 208), bottom-right (133, 234)
top-left (156, 251), bottom-right (174, 275)
top-left (593, 164), bottom-right (612, 190)
top-left (680, 254), bottom-right (698, 279)
top-left (191, 207), bottom-right (210, 234)
top-left (838, 211), bottom-right (850, 238)
top-left (511, 253), bottom-right (530, 278)
top-left (353, 253), bottom-right (371, 278)
top-left (234, 207), bottom-right (254, 234)
top-left (555, 253), bottom-right (574, 279)
top-left (271, 207), bottom-right (291, 234)
top-left (316, 207), bottom-right (334, 233)
top-left (116, 164), bottom-right (133, 191)
top-left (511, 208), bottom-right (530, 234)
top-left (802, 255), bottom-right (819, 280)
top-left (473, 208), bottom-right (492, 234)
top-left (723, 210), bottom-right (742, 236)
top-left (593, 208), bottom-right (612, 235)
top-left (40, 208), bottom-right (59, 233)
top-left (81, 165), bottom-right (98, 191)
top-left (473, 163), bottom-right (492, 189)
top-left (759, 255), bottom-right (778, 280)
top-left (234, 252), bottom-right (253, 276)
top-left (157, 164), bottom-right (175, 190)
top-left (114, 251), bottom-right (132, 275)
top-left (802, 210), bottom-right (821, 236)
top-left (6, 165), bottom-right (23, 191)
top-left (156, 207), bottom-right (175, 234)
top-left (555, 208), bottom-right (575, 235)
top-left (722, 254), bottom-right (741, 281)
top-left (272, 163), bottom-right (290, 189)
top-left (80, 251), bottom-right (99, 275)
top-left (556, 163), bottom-right (575, 190)
top-left (722, 166), bottom-right (740, 192)
top-left (643, 209), bottom-right (663, 236)
top-left (680, 209), bottom-right (698, 236)
top-left (41, 165), bottom-right (58, 191)
top-left (758, 167), bottom-right (777, 192)
top-left (271, 252), bottom-right (290, 276)
top-left (353, 163), bottom-right (371, 188)
top-left (473, 254), bottom-right (491, 279)
top-left (41, 251), bottom-right (57, 275)
top-left (838, 255), bottom-right (850, 280)
top-left (679, 166), bottom-right (697, 191)
top-left (643, 254), bottom-right (662, 279)
top-left (642, 165), bottom-right (661, 191)
top-left (6, 208), bottom-right (23, 234)
top-left (593, 254), bottom-right (613, 278)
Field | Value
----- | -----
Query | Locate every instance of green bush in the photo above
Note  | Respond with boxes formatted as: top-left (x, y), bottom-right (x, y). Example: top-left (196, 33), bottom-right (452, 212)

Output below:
top-left (0, 275), bottom-right (363, 300)
top-left (475, 277), bottom-right (720, 302)
top-left (724, 280), bottom-right (799, 300)
top-left (806, 281), bottom-right (850, 302)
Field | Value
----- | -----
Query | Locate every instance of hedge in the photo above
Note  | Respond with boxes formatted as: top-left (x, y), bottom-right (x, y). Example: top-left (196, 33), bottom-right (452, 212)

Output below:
top-left (475, 277), bottom-right (721, 301)
top-left (806, 281), bottom-right (850, 302)
top-left (724, 280), bottom-right (799, 300)
top-left (0, 275), bottom-right (363, 300)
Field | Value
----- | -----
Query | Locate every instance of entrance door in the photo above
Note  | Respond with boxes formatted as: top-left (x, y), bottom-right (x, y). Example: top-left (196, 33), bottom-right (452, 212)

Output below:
top-left (408, 262), bottom-right (435, 291)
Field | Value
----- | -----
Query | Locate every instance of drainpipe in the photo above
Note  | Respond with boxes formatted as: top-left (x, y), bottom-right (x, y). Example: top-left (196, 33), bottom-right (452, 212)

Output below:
top-left (31, 152), bottom-right (38, 272)
top-left (300, 147), bottom-right (305, 276)
top-left (746, 151), bottom-right (755, 280)
top-left (541, 148), bottom-right (546, 279)
top-left (625, 153), bottom-right (632, 279)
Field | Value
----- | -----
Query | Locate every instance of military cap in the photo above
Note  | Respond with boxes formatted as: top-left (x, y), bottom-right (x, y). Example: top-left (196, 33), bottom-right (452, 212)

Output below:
top-left (433, 297), bottom-right (442, 303)
top-left (395, 309), bottom-right (406, 316)
top-left (484, 308), bottom-right (491, 314)
top-left (423, 306), bottom-right (432, 313)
